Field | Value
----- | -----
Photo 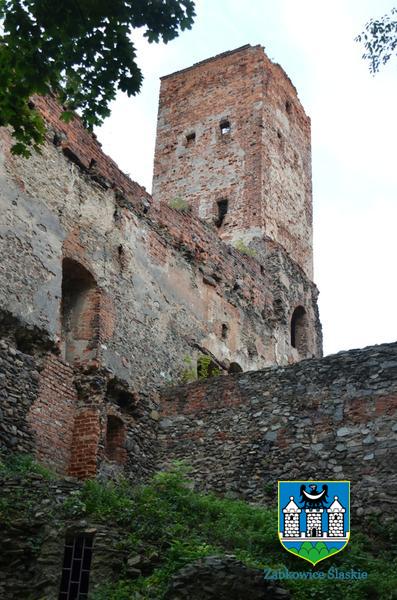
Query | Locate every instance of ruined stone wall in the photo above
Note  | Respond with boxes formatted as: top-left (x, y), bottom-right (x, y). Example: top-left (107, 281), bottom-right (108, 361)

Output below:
top-left (153, 45), bottom-right (313, 278)
top-left (0, 474), bottom-right (131, 600)
top-left (158, 342), bottom-right (397, 516)
top-left (0, 75), bottom-right (321, 477)
top-left (0, 95), bottom-right (321, 395)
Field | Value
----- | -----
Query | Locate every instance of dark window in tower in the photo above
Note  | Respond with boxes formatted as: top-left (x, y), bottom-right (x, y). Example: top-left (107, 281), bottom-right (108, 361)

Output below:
top-left (186, 132), bottom-right (196, 144)
top-left (216, 198), bottom-right (228, 227)
top-left (59, 533), bottom-right (94, 600)
top-left (220, 120), bottom-right (231, 135)
top-left (285, 100), bottom-right (292, 114)
top-left (290, 306), bottom-right (307, 353)
top-left (221, 323), bottom-right (229, 339)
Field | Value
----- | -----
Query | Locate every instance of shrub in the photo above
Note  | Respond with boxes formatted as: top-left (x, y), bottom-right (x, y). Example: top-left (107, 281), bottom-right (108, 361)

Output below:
top-left (233, 239), bottom-right (256, 257)
top-left (168, 197), bottom-right (191, 213)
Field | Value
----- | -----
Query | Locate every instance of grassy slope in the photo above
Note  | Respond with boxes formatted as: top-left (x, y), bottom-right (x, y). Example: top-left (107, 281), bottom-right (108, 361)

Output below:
top-left (1, 456), bottom-right (396, 599)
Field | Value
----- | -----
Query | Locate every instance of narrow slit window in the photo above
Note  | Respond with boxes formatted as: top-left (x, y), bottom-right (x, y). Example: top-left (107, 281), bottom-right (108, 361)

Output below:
top-left (221, 323), bottom-right (229, 339)
top-left (220, 120), bottom-right (231, 135)
top-left (216, 198), bottom-right (228, 227)
top-left (59, 533), bottom-right (94, 600)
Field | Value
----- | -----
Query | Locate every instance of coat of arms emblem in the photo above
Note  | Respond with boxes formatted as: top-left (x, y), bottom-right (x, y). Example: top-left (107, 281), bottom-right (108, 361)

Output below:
top-left (278, 480), bottom-right (350, 566)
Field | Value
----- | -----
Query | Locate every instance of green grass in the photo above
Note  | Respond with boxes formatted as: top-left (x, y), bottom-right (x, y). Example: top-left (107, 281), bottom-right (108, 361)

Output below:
top-left (73, 465), bottom-right (396, 600)
top-left (0, 453), bottom-right (55, 480)
top-left (1, 456), bottom-right (396, 599)
top-left (168, 197), bottom-right (191, 213)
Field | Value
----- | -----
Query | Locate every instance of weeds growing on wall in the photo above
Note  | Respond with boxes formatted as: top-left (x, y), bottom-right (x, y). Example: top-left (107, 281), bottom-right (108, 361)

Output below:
top-left (180, 354), bottom-right (221, 383)
top-left (168, 197), bottom-right (191, 213)
top-left (180, 355), bottom-right (197, 383)
top-left (233, 239), bottom-right (257, 257)
top-left (1, 455), bottom-right (396, 600)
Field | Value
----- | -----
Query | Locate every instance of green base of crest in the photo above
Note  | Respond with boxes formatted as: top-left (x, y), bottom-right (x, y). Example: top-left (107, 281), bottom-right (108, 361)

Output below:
top-left (279, 538), bottom-right (350, 566)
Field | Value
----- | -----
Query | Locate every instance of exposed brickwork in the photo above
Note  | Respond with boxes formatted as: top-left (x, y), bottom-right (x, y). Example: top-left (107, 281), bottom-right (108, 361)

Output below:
top-left (28, 354), bottom-right (76, 473)
top-left (153, 45), bottom-right (313, 278)
top-left (68, 408), bottom-right (101, 479)
top-left (158, 342), bottom-right (397, 517)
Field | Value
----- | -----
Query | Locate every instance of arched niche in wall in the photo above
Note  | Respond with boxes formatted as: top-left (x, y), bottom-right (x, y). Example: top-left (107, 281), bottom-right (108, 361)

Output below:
top-left (228, 362), bottom-right (243, 374)
top-left (105, 415), bottom-right (126, 464)
top-left (61, 258), bottom-right (99, 364)
top-left (290, 306), bottom-right (307, 354)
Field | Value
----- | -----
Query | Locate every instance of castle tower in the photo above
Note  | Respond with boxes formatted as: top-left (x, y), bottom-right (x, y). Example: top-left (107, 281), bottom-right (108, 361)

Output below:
top-left (306, 509), bottom-right (323, 538)
top-left (327, 496), bottom-right (345, 537)
top-left (282, 496), bottom-right (301, 538)
top-left (153, 45), bottom-right (313, 279)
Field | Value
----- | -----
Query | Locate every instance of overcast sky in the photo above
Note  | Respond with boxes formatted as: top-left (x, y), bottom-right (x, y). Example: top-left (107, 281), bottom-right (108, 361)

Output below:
top-left (96, 0), bottom-right (397, 357)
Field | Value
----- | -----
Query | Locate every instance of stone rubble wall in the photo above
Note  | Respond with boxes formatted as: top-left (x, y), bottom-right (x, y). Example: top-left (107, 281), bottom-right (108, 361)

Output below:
top-left (158, 341), bottom-right (397, 517)
top-left (0, 338), bottom-right (40, 455)
top-left (0, 475), bottom-right (129, 600)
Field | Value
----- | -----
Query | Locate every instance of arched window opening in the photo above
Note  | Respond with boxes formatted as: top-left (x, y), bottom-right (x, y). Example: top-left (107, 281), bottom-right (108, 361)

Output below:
top-left (228, 362), bottom-right (243, 374)
top-left (105, 415), bottom-right (126, 463)
top-left (290, 306), bottom-right (307, 353)
top-left (61, 259), bottom-right (99, 364)
top-left (216, 198), bottom-right (228, 228)
top-left (106, 379), bottom-right (137, 414)
top-left (221, 323), bottom-right (229, 340)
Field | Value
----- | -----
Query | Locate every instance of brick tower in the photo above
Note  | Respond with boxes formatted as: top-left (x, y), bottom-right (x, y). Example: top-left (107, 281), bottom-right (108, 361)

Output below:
top-left (153, 45), bottom-right (313, 278)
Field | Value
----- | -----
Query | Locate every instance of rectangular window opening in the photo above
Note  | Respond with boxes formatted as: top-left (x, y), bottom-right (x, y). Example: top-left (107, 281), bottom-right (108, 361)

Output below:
top-left (216, 199), bottom-right (228, 228)
top-left (220, 120), bottom-right (231, 135)
top-left (186, 132), bottom-right (196, 144)
top-left (59, 533), bottom-right (94, 600)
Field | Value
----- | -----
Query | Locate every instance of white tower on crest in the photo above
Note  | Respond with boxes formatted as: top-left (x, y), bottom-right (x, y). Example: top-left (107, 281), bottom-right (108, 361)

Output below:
top-left (282, 496), bottom-right (301, 538)
top-left (327, 496), bottom-right (345, 537)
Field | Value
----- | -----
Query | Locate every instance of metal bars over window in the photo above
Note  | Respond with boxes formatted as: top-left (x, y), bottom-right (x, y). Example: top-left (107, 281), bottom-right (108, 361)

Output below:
top-left (59, 533), bottom-right (94, 600)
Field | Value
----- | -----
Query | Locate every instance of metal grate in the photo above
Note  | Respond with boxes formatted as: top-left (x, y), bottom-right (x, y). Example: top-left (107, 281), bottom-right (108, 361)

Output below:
top-left (59, 533), bottom-right (94, 600)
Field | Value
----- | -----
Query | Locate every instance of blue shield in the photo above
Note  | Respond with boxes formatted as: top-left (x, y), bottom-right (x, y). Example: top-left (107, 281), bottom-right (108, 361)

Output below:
top-left (278, 480), bottom-right (350, 566)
